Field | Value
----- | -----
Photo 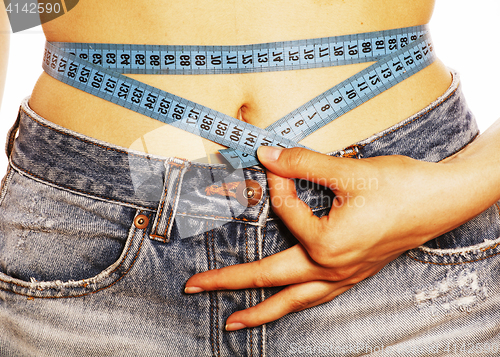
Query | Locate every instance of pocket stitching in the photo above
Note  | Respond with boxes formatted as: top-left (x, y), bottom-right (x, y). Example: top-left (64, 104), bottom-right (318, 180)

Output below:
top-left (405, 249), bottom-right (500, 266)
top-left (0, 212), bottom-right (150, 299)
top-left (10, 160), bottom-right (154, 211)
top-left (0, 165), bottom-right (14, 208)
top-left (406, 234), bottom-right (500, 266)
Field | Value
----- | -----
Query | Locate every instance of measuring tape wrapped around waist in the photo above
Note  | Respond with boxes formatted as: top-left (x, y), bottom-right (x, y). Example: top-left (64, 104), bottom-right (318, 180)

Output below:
top-left (42, 25), bottom-right (435, 168)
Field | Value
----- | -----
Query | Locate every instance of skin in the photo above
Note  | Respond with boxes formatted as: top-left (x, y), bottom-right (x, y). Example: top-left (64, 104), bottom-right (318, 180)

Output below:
top-left (29, 0), bottom-right (451, 162)
top-left (185, 129), bottom-right (500, 331)
top-left (1, 0), bottom-right (499, 332)
top-left (0, 3), bottom-right (9, 112)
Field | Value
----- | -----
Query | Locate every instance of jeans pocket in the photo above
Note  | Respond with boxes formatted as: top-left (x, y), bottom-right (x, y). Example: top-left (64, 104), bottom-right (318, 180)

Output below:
top-left (0, 167), bottom-right (145, 298)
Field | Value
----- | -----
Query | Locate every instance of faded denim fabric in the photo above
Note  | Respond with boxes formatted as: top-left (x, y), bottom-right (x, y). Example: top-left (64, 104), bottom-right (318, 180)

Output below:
top-left (0, 71), bottom-right (499, 356)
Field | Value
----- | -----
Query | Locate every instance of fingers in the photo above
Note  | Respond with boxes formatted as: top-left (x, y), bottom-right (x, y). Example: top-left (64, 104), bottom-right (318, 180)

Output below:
top-left (185, 244), bottom-right (325, 293)
top-left (257, 146), bottom-right (361, 190)
top-left (293, 284), bottom-right (354, 312)
top-left (225, 280), bottom-right (348, 331)
top-left (266, 171), bottom-right (324, 247)
top-left (224, 260), bottom-right (393, 331)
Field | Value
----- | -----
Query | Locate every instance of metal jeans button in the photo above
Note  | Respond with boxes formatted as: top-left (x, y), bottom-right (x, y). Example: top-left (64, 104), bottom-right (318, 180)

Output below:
top-left (134, 214), bottom-right (149, 229)
top-left (236, 180), bottom-right (263, 207)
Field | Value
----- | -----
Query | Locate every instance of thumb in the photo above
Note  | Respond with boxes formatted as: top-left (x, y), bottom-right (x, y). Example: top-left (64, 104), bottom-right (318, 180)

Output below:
top-left (257, 146), bottom-right (355, 188)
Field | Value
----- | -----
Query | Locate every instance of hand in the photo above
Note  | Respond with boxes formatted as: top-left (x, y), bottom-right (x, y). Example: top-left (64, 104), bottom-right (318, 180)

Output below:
top-left (185, 146), bottom-right (488, 331)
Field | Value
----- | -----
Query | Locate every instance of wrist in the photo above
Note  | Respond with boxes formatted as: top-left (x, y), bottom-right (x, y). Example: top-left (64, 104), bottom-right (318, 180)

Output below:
top-left (440, 153), bottom-right (500, 219)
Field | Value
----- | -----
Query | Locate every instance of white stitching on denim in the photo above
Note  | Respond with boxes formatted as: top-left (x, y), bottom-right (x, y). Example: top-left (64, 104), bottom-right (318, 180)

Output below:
top-left (9, 158), bottom-right (155, 212)
top-left (0, 210), bottom-right (144, 293)
top-left (0, 165), bottom-right (14, 208)
top-left (413, 234), bottom-right (500, 256)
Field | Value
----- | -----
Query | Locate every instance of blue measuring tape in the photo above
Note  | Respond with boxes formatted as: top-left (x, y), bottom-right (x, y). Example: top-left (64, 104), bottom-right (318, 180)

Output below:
top-left (42, 25), bottom-right (435, 168)
top-left (50, 26), bottom-right (428, 75)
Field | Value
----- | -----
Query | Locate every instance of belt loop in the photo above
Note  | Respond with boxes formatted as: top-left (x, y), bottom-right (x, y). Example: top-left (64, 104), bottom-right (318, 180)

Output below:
top-left (5, 109), bottom-right (21, 159)
top-left (150, 158), bottom-right (191, 243)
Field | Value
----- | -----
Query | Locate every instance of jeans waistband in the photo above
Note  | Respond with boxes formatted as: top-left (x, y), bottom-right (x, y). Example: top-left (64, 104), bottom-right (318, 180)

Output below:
top-left (9, 70), bottom-right (477, 223)
top-left (329, 70), bottom-right (478, 161)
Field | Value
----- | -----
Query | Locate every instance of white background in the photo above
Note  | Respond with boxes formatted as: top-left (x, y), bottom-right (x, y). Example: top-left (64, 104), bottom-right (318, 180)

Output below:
top-left (0, 0), bottom-right (499, 175)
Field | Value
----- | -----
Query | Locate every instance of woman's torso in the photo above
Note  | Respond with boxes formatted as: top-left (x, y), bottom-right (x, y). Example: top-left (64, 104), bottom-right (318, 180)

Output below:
top-left (29, 0), bottom-right (451, 163)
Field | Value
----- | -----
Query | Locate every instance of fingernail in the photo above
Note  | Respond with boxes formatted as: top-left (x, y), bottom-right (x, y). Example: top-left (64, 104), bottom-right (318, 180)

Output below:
top-left (184, 286), bottom-right (204, 294)
top-left (225, 322), bottom-right (247, 331)
top-left (257, 146), bottom-right (283, 162)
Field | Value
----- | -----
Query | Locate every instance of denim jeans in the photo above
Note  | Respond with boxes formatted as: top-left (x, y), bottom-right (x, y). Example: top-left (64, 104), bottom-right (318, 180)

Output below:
top-left (1, 71), bottom-right (499, 356)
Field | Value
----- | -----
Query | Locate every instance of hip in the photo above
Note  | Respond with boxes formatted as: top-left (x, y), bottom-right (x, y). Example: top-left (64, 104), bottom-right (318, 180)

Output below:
top-left (1, 70), bottom-right (499, 356)
top-left (28, 59), bottom-right (451, 163)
